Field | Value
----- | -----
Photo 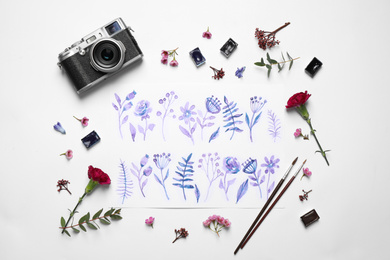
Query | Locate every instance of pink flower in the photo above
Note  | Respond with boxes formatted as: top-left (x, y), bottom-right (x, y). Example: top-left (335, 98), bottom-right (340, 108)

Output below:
top-left (202, 27), bottom-right (212, 39)
top-left (170, 59), bottom-right (179, 67)
top-left (294, 128), bottom-right (302, 137)
top-left (203, 219), bottom-right (211, 227)
top-left (60, 149), bottom-right (73, 159)
top-left (301, 167), bottom-right (312, 180)
top-left (223, 219), bottom-right (231, 227)
top-left (203, 215), bottom-right (231, 236)
top-left (161, 56), bottom-right (168, 64)
top-left (161, 50), bottom-right (169, 57)
top-left (145, 216), bottom-right (155, 228)
top-left (73, 116), bottom-right (89, 126)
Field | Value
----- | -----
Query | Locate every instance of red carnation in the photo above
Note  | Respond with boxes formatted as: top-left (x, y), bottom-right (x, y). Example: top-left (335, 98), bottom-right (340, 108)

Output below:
top-left (88, 166), bottom-right (111, 185)
top-left (286, 91), bottom-right (311, 109)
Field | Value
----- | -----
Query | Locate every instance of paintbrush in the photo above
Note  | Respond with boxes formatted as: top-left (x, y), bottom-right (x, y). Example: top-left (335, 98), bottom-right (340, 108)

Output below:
top-left (234, 157), bottom-right (298, 255)
top-left (238, 159), bottom-right (306, 252)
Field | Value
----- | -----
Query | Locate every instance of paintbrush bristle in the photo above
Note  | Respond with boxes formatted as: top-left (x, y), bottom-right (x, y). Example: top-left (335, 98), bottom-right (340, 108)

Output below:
top-left (292, 157), bottom-right (298, 165)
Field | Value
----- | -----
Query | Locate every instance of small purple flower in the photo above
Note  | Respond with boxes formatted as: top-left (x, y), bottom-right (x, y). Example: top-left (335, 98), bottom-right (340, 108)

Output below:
top-left (53, 122), bottom-right (66, 134)
top-left (140, 154), bottom-right (149, 167)
top-left (242, 158), bottom-right (257, 174)
top-left (134, 100), bottom-right (152, 120)
top-left (250, 96), bottom-right (267, 114)
top-left (153, 153), bottom-right (171, 170)
top-left (126, 91), bottom-right (137, 101)
top-left (235, 66), bottom-right (246, 78)
top-left (261, 155), bottom-right (280, 174)
top-left (179, 102), bottom-right (196, 124)
top-left (223, 157), bottom-right (240, 174)
top-left (205, 96), bottom-right (221, 114)
top-left (143, 166), bottom-right (152, 176)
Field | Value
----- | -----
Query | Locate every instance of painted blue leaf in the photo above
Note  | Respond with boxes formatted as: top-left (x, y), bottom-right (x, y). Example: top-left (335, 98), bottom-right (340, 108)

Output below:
top-left (173, 178), bottom-right (183, 182)
top-left (148, 124), bottom-right (155, 131)
top-left (112, 103), bottom-right (119, 111)
top-left (219, 179), bottom-right (224, 189)
top-left (178, 162), bottom-right (187, 168)
top-left (196, 117), bottom-right (203, 128)
top-left (182, 178), bottom-right (193, 182)
top-left (164, 169), bottom-right (169, 181)
top-left (184, 185), bottom-right (194, 189)
top-left (224, 96), bottom-right (229, 104)
top-left (176, 167), bottom-right (185, 174)
top-left (141, 179), bottom-right (148, 189)
top-left (209, 127), bottom-right (220, 143)
top-left (186, 153), bottom-right (193, 162)
top-left (267, 110), bottom-right (281, 142)
top-left (260, 174), bottom-right (266, 184)
top-left (250, 182), bottom-right (259, 187)
top-left (245, 113), bottom-right (250, 127)
top-left (227, 178), bottom-right (236, 188)
top-left (223, 121), bottom-right (235, 128)
top-left (253, 111), bottom-right (263, 125)
top-left (236, 179), bottom-right (249, 203)
top-left (268, 181), bottom-right (275, 194)
top-left (154, 174), bottom-right (163, 186)
top-left (190, 123), bottom-right (197, 134)
top-left (129, 123), bottom-right (136, 142)
top-left (115, 93), bottom-right (121, 107)
top-left (248, 175), bottom-right (257, 181)
top-left (195, 184), bottom-right (200, 203)
top-left (138, 125), bottom-right (145, 134)
top-left (122, 115), bottom-right (128, 125)
top-left (179, 125), bottom-right (191, 138)
top-left (173, 183), bottom-right (183, 188)
top-left (117, 160), bottom-right (133, 204)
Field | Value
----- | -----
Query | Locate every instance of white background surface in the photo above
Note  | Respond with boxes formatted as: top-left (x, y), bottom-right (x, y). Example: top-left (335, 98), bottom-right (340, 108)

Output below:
top-left (1, 0), bottom-right (389, 259)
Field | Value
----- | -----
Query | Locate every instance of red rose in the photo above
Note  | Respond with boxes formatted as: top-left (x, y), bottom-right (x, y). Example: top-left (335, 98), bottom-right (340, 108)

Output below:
top-left (88, 166), bottom-right (111, 185)
top-left (286, 91), bottom-right (311, 109)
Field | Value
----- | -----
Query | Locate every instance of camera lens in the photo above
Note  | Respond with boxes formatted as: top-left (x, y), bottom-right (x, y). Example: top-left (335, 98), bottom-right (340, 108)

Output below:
top-left (90, 39), bottom-right (126, 73)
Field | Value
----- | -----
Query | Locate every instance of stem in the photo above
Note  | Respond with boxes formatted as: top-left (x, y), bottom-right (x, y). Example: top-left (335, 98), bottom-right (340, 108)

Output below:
top-left (272, 22), bottom-right (290, 34)
top-left (160, 169), bottom-right (170, 200)
top-left (62, 192), bottom-right (86, 233)
top-left (307, 119), bottom-right (330, 166)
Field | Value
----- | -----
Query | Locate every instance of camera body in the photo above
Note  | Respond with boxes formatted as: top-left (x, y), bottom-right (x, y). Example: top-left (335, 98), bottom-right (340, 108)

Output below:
top-left (58, 18), bottom-right (143, 94)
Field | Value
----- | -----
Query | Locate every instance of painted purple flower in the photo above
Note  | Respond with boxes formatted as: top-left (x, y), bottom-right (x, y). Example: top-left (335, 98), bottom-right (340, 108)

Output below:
top-left (153, 153), bottom-right (171, 200)
top-left (179, 102), bottom-right (196, 124)
top-left (134, 100), bottom-right (152, 120)
top-left (157, 91), bottom-right (178, 141)
top-left (235, 66), bottom-right (246, 78)
top-left (242, 158), bottom-right (257, 174)
top-left (223, 157), bottom-right (240, 174)
top-left (54, 122), bottom-right (66, 134)
top-left (205, 96), bottom-right (221, 114)
top-left (143, 166), bottom-right (152, 176)
top-left (140, 154), bottom-right (149, 167)
top-left (261, 155), bottom-right (280, 174)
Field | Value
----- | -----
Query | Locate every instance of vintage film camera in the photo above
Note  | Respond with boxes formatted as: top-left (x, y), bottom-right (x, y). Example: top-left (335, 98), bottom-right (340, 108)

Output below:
top-left (58, 18), bottom-right (143, 94)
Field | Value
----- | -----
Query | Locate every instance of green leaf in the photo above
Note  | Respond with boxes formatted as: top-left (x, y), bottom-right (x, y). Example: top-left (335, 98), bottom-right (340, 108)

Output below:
top-left (269, 59), bottom-right (278, 64)
top-left (278, 63), bottom-right (282, 72)
top-left (254, 62), bottom-right (265, 67)
top-left (289, 59), bottom-right (294, 70)
top-left (104, 208), bottom-right (115, 216)
top-left (85, 212), bottom-right (91, 222)
top-left (93, 208), bottom-right (103, 220)
top-left (267, 68), bottom-right (271, 78)
top-left (100, 218), bottom-right (111, 225)
top-left (287, 52), bottom-right (292, 60)
top-left (72, 227), bottom-right (80, 233)
top-left (281, 52), bottom-right (285, 62)
top-left (64, 230), bottom-right (71, 237)
top-left (110, 215), bottom-right (123, 220)
top-left (265, 64), bottom-right (272, 70)
top-left (79, 224), bottom-right (87, 232)
top-left (266, 53), bottom-right (271, 61)
top-left (61, 217), bottom-right (66, 228)
top-left (87, 222), bottom-right (98, 230)
top-left (114, 209), bottom-right (121, 215)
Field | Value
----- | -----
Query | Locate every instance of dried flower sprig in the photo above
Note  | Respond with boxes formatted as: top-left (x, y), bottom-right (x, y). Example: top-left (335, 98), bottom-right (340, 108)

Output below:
top-left (255, 22), bottom-right (290, 50)
top-left (294, 128), bottom-right (309, 140)
top-left (255, 52), bottom-right (300, 77)
top-left (172, 228), bottom-right (189, 243)
top-left (57, 179), bottom-right (71, 194)
top-left (210, 66), bottom-right (225, 80)
top-left (73, 116), bottom-right (89, 126)
top-left (60, 149), bottom-right (73, 159)
top-left (203, 215), bottom-right (231, 237)
top-left (299, 189), bottom-right (312, 201)
top-left (145, 217), bottom-right (155, 228)
top-left (161, 48), bottom-right (179, 66)
top-left (60, 208), bottom-right (122, 236)
top-left (60, 166), bottom-right (111, 236)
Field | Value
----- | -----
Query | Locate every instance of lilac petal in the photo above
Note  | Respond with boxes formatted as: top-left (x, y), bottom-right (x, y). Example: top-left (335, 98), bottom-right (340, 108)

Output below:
top-left (189, 104), bottom-right (195, 111)
top-left (264, 156), bottom-right (270, 164)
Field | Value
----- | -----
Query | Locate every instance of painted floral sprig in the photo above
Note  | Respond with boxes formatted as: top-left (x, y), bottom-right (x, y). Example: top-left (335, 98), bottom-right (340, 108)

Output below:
top-left (161, 48), bottom-right (179, 66)
top-left (60, 208), bottom-right (122, 236)
top-left (255, 22), bottom-right (290, 50)
top-left (255, 52), bottom-right (300, 77)
top-left (130, 155), bottom-right (152, 197)
top-left (286, 91), bottom-right (330, 165)
top-left (172, 228), bottom-right (189, 243)
top-left (246, 96), bottom-right (267, 142)
top-left (203, 215), bottom-right (231, 237)
top-left (156, 91), bottom-right (178, 141)
top-left (60, 166), bottom-right (111, 236)
top-left (294, 128), bottom-right (309, 140)
top-left (112, 91), bottom-right (137, 139)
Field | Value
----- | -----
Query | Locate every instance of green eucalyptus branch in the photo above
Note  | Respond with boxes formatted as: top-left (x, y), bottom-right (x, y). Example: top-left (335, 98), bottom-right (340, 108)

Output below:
top-left (254, 52), bottom-right (300, 77)
top-left (60, 208), bottom-right (122, 237)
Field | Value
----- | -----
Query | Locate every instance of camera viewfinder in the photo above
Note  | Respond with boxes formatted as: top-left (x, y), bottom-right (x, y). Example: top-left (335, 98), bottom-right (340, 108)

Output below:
top-left (106, 21), bottom-right (121, 35)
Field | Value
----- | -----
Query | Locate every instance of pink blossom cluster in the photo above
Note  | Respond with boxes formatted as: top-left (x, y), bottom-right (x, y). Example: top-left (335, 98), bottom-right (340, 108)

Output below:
top-left (203, 215), bottom-right (231, 236)
top-left (161, 48), bottom-right (179, 67)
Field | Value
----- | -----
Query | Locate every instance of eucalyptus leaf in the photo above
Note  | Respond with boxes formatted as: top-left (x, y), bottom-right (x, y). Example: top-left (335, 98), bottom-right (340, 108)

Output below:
top-left (104, 208), bottom-right (115, 216)
top-left (72, 227), bottom-right (80, 233)
top-left (64, 230), bottom-right (71, 237)
top-left (79, 224), bottom-right (87, 232)
top-left (93, 208), bottom-right (103, 220)
top-left (267, 68), bottom-right (271, 78)
top-left (254, 62), bottom-right (265, 67)
top-left (100, 218), bottom-right (111, 225)
top-left (114, 209), bottom-right (121, 215)
top-left (110, 215), bottom-right (123, 220)
top-left (289, 59), bottom-right (294, 70)
top-left (61, 217), bottom-right (66, 227)
top-left (87, 222), bottom-right (98, 230)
